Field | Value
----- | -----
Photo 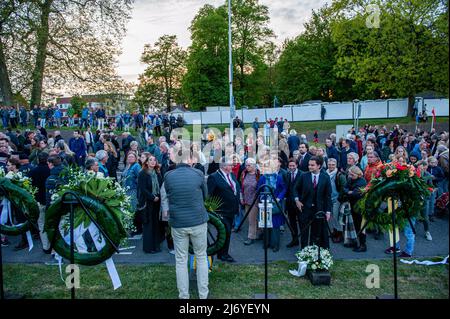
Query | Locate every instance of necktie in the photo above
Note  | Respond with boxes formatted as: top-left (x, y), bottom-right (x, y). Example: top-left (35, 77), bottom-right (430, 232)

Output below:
top-left (226, 174), bottom-right (235, 193)
top-left (291, 172), bottom-right (295, 183)
top-left (313, 175), bottom-right (317, 189)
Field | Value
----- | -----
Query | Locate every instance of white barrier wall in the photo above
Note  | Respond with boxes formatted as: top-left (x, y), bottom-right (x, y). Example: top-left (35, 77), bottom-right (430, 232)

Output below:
top-left (388, 99), bottom-right (409, 117)
top-left (360, 101), bottom-right (388, 119)
top-left (172, 98), bottom-right (445, 124)
top-left (323, 103), bottom-right (353, 120)
top-left (242, 109), bottom-right (267, 123)
top-left (265, 107), bottom-right (292, 121)
top-left (424, 99), bottom-right (449, 116)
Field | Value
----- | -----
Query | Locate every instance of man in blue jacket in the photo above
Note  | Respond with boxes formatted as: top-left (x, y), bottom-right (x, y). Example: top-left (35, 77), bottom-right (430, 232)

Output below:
top-left (69, 130), bottom-right (87, 167)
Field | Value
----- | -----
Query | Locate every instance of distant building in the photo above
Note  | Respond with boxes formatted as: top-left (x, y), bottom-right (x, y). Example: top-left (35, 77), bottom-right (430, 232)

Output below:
top-left (56, 93), bottom-right (132, 117)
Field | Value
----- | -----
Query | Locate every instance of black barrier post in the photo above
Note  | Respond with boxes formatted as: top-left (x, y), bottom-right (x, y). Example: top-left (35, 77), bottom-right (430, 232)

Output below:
top-left (59, 191), bottom-right (121, 300)
top-left (236, 183), bottom-right (294, 299)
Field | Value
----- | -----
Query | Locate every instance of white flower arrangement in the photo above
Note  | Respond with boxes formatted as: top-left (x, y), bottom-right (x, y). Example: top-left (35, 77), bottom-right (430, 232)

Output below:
top-left (0, 167), bottom-right (37, 196)
top-left (295, 245), bottom-right (334, 271)
top-left (52, 167), bottom-right (136, 239)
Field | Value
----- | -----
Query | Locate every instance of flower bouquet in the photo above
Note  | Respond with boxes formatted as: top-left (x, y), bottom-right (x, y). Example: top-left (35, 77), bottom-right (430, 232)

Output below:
top-left (296, 245), bottom-right (333, 285)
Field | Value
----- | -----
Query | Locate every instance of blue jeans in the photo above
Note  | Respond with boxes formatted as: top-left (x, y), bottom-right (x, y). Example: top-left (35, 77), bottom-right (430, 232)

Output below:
top-left (233, 206), bottom-right (245, 230)
top-left (394, 218), bottom-right (416, 255)
top-left (403, 218), bottom-right (416, 255)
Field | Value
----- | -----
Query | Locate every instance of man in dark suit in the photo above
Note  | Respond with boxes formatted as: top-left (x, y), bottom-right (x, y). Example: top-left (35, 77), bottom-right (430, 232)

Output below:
top-left (207, 158), bottom-right (241, 262)
top-left (297, 143), bottom-right (311, 173)
top-left (286, 158), bottom-right (302, 247)
top-left (293, 156), bottom-right (332, 249)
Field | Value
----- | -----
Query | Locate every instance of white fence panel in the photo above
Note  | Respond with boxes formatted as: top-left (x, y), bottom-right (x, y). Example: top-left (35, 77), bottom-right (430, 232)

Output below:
top-left (201, 111), bottom-right (222, 124)
top-left (388, 99), bottom-right (408, 118)
top-left (265, 107), bottom-right (293, 122)
top-left (424, 99), bottom-right (449, 116)
top-left (181, 112), bottom-right (200, 125)
top-left (292, 104), bottom-right (321, 121)
top-left (359, 101), bottom-right (388, 119)
top-left (242, 109), bottom-right (267, 123)
top-left (324, 103), bottom-right (353, 120)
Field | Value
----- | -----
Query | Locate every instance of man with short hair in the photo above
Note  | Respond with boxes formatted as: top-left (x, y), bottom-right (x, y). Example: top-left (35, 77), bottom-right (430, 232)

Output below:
top-left (95, 150), bottom-right (109, 177)
top-left (293, 156), bottom-right (332, 249)
top-left (45, 155), bottom-right (65, 207)
top-left (69, 130), bottom-right (87, 167)
top-left (164, 145), bottom-right (209, 299)
top-left (286, 159), bottom-right (301, 248)
top-left (29, 152), bottom-right (51, 253)
top-left (207, 157), bottom-right (241, 262)
top-left (297, 143), bottom-right (311, 172)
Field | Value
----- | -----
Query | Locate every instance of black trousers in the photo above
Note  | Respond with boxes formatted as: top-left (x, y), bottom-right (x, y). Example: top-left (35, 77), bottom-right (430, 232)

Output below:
top-left (142, 204), bottom-right (161, 253)
top-left (287, 202), bottom-right (300, 240)
top-left (351, 209), bottom-right (366, 246)
top-left (299, 210), bottom-right (329, 249)
top-left (218, 215), bottom-right (233, 258)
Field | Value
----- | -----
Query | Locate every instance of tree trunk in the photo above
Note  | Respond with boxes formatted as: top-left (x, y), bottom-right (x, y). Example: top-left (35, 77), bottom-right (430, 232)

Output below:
top-left (0, 37), bottom-right (13, 106)
top-left (29, 0), bottom-right (52, 108)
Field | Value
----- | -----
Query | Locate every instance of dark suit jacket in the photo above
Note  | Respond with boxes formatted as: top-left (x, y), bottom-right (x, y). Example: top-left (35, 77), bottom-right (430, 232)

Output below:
top-left (286, 170), bottom-right (302, 206)
top-left (293, 171), bottom-right (332, 221)
top-left (297, 153), bottom-right (312, 172)
top-left (207, 170), bottom-right (241, 218)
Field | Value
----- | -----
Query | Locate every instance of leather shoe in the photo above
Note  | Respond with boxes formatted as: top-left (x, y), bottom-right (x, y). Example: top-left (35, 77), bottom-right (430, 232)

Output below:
top-left (353, 245), bottom-right (367, 252)
top-left (219, 255), bottom-right (235, 262)
top-left (286, 240), bottom-right (299, 248)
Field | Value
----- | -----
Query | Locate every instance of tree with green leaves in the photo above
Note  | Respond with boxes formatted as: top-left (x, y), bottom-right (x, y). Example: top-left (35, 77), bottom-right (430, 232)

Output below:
top-left (0, 0), bottom-right (133, 107)
top-left (330, 0), bottom-right (448, 110)
top-left (137, 35), bottom-right (187, 112)
top-left (70, 95), bottom-right (86, 116)
top-left (182, 4), bottom-right (229, 111)
top-left (231, 0), bottom-right (274, 107)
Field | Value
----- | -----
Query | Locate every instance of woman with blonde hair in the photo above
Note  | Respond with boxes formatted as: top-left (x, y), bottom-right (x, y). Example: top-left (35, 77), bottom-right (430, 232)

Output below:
top-left (394, 146), bottom-right (408, 163)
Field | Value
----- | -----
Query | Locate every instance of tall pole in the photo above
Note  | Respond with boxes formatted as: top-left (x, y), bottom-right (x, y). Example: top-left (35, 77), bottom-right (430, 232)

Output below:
top-left (228, 0), bottom-right (234, 144)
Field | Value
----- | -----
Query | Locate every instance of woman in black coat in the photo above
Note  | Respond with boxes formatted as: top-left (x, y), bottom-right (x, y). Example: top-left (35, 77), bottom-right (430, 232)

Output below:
top-left (343, 165), bottom-right (367, 252)
top-left (137, 154), bottom-right (163, 253)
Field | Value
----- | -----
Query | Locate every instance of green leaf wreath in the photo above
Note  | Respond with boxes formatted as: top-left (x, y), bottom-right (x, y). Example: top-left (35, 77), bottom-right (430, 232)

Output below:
top-left (188, 196), bottom-right (227, 256)
top-left (0, 169), bottom-right (39, 236)
top-left (357, 162), bottom-right (432, 231)
top-left (45, 169), bottom-right (134, 266)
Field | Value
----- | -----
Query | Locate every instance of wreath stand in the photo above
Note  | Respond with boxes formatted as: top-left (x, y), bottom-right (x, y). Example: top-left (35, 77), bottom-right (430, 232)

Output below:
top-left (56, 191), bottom-right (120, 299)
top-left (236, 183), bottom-right (294, 299)
top-left (359, 197), bottom-right (416, 299)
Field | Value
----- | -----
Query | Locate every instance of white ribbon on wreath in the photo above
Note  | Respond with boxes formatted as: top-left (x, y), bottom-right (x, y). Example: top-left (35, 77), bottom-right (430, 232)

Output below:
top-left (57, 222), bottom-right (122, 290)
top-left (0, 197), bottom-right (34, 251)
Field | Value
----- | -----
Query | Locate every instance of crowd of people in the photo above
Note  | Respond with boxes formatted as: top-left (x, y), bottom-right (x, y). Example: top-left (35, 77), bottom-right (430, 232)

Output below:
top-left (0, 115), bottom-right (448, 299)
top-left (0, 104), bottom-right (186, 133)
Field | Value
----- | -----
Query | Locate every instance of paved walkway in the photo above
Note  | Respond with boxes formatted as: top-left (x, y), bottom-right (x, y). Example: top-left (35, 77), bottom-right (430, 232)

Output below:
top-left (2, 215), bottom-right (448, 265)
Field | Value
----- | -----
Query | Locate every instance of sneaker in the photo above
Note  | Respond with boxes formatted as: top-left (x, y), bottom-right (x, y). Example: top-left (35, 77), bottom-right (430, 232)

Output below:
top-left (384, 246), bottom-right (401, 254)
top-left (169, 249), bottom-right (175, 255)
top-left (425, 231), bottom-right (432, 241)
top-left (243, 239), bottom-right (255, 245)
top-left (399, 251), bottom-right (412, 258)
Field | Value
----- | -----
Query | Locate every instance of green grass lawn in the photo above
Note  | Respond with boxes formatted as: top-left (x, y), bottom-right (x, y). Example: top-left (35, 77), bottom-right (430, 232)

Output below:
top-left (3, 258), bottom-right (448, 299)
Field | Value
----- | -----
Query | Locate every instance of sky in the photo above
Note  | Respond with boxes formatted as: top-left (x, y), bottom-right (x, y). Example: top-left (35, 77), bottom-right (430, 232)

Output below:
top-left (117, 0), bottom-right (329, 83)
